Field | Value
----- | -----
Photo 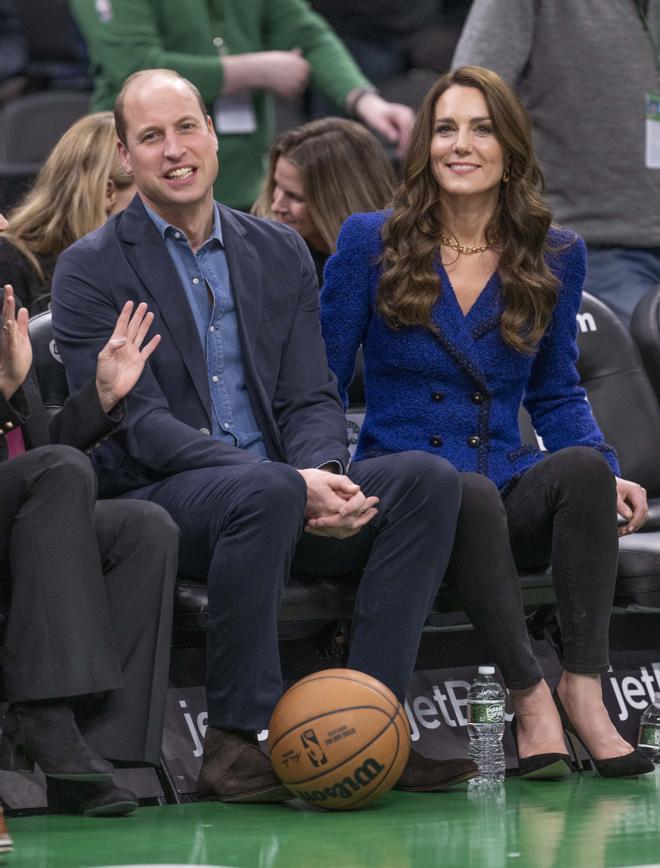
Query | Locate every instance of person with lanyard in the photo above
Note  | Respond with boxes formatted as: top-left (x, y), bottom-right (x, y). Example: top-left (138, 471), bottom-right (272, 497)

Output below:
top-left (452, 0), bottom-right (660, 327)
top-left (69, 0), bottom-right (415, 211)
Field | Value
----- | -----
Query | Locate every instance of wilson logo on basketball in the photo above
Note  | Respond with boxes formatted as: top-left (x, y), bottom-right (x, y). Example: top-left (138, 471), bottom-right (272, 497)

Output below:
top-left (291, 756), bottom-right (385, 802)
top-left (300, 728), bottom-right (328, 767)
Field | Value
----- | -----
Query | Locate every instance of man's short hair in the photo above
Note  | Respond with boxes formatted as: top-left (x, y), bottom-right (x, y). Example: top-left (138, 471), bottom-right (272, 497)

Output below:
top-left (114, 69), bottom-right (208, 144)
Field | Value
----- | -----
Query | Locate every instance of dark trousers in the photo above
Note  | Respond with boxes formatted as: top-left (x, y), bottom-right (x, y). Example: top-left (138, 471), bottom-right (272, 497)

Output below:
top-left (126, 451), bottom-right (461, 730)
top-left (446, 447), bottom-right (619, 689)
top-left (0, 445), bottom-right (179, 764)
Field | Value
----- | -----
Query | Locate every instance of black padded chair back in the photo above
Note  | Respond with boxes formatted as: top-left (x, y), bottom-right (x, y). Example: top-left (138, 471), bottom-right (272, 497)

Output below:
top-left (0, 92), bottom-right (89, 163)
top-left (630, 282), bottom-right (660, 405)
top-left (575, 292), bottom-right (660, 495)
top-left (27, 309), bottom-right (69, 419)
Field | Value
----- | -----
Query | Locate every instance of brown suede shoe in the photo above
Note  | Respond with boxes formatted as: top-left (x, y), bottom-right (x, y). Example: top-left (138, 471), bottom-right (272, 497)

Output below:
top-left (394, 749), bottom-right (478, 792)
top-left (197, 727), bottom-right (291, 803)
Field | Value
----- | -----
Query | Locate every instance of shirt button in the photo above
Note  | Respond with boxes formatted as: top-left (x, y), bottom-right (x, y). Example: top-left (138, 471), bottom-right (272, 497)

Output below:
top-left (209, 325), bottom-right (215, 332)
top-left (467, 435), bottom-right (481, 448)
top-left (192, 277), bottom-right (200, 285)
top-left (174, 231), bottom-right (181, 239)
top-left (429, 435), bottom-right (443, 448)
top-left (471, 392), bottom-right (484, 404)
top-left (223, 422), bottom-right (230, 430)
top-left (431, 392), bottom-right (443, 402)
top-left (212, 375), bottom-right (219, 383)
top-left (199, 427), bottom-right (210, 435)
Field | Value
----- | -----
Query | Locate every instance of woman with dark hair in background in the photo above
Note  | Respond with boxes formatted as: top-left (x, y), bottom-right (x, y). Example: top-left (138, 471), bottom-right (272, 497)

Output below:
top-left (0, 111), bottom-right (135, 314)
top-left (321, 66), bottom-right (653, 779)
top-left (253, 117), bottom-right (394, 282)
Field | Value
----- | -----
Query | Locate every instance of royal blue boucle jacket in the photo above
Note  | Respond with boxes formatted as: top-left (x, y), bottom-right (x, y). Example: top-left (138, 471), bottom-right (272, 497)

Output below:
top-left (320, 211), bottom-right (619, 491)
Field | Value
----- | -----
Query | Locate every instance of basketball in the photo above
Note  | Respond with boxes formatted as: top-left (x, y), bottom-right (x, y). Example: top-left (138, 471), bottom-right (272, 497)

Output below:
top-left (268, 668), bottom-right (411, 811)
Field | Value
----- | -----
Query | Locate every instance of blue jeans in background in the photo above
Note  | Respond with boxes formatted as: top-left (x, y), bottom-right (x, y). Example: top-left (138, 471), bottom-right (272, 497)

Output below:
top-left (584, 246), bottom-right (660, 328)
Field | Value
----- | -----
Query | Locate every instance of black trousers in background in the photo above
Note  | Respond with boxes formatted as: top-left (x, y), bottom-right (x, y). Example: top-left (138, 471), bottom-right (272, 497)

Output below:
top-left (126, 451), bottom-right (462, 731)
top-left (0, 444), bottom-right (179, 765)
top-left (446, 446), bottom-right (619, 689)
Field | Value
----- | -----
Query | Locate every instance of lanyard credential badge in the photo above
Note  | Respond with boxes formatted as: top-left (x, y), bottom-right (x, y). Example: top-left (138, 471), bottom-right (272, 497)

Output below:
top-left (646, 92), bottom-right (660, 168)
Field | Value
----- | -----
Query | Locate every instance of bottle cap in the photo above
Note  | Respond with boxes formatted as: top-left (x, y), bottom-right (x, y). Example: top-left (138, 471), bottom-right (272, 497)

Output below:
top-left (478, 665), bottom-right (495, 675)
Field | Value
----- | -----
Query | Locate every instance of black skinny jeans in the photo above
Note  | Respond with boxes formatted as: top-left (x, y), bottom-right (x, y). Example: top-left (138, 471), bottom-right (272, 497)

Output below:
top-left (445, 446), bottom-right (619, 689)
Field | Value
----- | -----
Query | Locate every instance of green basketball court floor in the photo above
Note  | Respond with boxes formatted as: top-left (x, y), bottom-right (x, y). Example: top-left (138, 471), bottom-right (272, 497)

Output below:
top-left (7, 769), bottom-right (660, 867)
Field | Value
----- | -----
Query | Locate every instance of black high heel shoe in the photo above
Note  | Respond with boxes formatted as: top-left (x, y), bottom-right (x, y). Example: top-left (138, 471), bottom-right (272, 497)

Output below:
top-left (511, 717), bottom-right (572, 780)
top-left (552, 688), bottom-right (654, 778)
top-left (0, 703), bottom-right (113, 781)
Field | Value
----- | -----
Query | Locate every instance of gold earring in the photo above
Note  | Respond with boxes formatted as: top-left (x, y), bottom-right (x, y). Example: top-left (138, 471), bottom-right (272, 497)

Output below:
top-left (502, 168), bottom-right (510, 184)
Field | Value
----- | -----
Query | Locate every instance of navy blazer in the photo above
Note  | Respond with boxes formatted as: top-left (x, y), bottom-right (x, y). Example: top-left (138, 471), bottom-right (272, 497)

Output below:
top-left (320, 211), bottom-right (619, 491)
top-left (51, 196), bottom-right (349, 497)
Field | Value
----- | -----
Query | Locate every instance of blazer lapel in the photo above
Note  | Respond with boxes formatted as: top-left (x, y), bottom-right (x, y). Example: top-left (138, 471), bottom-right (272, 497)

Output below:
top-left (118, 198), bottom-right (212, 417)
top-left (432, 266), bottom-right (489, 389)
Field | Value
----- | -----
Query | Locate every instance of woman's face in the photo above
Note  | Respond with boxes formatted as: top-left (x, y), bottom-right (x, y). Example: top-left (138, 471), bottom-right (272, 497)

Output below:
top-left (270, 157), bottom-right (326, 251)
top-left (429, 85), bottom-right (505, 205)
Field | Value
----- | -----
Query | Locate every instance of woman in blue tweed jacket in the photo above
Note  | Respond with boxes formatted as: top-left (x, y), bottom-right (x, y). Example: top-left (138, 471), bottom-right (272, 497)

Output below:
top-left (321, 67), bottom-right (652, 779)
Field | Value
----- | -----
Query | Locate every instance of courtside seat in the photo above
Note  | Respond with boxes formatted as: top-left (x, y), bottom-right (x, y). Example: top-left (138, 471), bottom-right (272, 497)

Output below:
top-left (576, 292), bottom-right (660, 531)
top-left (521, 291), bottom-right (660, 609)
top-left (630, 282), bottom-right (660, 405)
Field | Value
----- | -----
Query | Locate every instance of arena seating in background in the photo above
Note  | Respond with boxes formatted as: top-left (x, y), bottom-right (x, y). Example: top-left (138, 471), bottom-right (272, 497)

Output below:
top-left (0, 91), bottom-right (89, 163)
top-left (0, 91), bottom-right (89, 211)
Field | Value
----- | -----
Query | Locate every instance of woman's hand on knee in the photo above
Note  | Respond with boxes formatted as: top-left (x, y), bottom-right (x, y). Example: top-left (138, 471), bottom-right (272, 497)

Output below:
top-left (615, 477), bottom-right (648, 535)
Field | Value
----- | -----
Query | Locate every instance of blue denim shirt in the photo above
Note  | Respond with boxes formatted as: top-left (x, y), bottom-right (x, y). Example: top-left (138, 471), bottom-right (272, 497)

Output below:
top-left (145, 203), bottom-right (267, 457)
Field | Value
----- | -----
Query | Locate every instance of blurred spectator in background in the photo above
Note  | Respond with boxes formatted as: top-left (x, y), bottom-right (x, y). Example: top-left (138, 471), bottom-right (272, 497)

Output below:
top-left (452, 0), bottom-right (660, 327)
top-left (69, 0), bottom-right (415, 211)
top-left (0, 0), bottom-right (26, 104)
top-left (309, 0), bottom-right (472, 114)
top-left (252, 117), bottom-right (394, 281)
top-left (0, 112), bottom-right (135, 314)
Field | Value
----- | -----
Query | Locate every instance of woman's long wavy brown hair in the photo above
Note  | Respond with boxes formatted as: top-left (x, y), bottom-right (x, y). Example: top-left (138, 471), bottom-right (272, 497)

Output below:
top-left (1, 112), bottom-right (134, 282)
top-left (252, 117), bottom-right (394, 253)
top-left (377, 66), bottom-right (560, 353)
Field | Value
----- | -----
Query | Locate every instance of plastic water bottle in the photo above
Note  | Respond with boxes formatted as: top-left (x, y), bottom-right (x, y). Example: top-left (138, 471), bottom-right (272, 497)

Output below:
top-left (467, 665), bottom-right (506, 787)
top-left (638, 692), bottom-right (660, 763)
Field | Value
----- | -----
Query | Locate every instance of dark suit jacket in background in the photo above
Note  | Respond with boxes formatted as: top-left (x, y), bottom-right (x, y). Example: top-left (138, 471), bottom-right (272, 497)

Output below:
top-left (0, 286), bottom-right (119, 461)
top-left (50, 196), bottom-right (349, 497)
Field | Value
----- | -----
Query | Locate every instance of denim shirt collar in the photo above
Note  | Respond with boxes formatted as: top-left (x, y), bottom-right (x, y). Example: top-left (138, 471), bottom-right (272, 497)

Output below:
top-left (144, 201), bottom-right (224, 248)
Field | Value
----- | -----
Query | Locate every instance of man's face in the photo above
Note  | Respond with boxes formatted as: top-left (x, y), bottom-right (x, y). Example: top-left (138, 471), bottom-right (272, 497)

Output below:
top-left (118, 75), bottom-right (219, 219)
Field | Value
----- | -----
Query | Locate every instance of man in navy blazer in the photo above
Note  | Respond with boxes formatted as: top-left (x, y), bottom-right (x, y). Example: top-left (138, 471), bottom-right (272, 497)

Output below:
top-left (52, 68), bottom-right (474, 802)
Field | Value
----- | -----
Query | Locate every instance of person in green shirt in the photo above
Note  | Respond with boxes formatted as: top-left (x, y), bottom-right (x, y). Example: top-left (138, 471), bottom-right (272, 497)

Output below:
top-left (70, 0), bottom-right (414, 210)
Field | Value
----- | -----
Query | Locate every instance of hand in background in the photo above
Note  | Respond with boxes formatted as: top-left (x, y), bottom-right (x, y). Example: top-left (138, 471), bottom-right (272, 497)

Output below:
top-left (354, 93), bottom-right (415, 158)
top-left (0, 284), bottom-right (31, 400)
top-left (222, 49), bottom-right (310, 98)
top-left (95, 301), bottom-right (161, 413)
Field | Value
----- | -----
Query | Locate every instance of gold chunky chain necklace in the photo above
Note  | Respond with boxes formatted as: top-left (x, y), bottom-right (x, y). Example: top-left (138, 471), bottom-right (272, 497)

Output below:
top-left (440, 233), bottom-right (498, 255)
